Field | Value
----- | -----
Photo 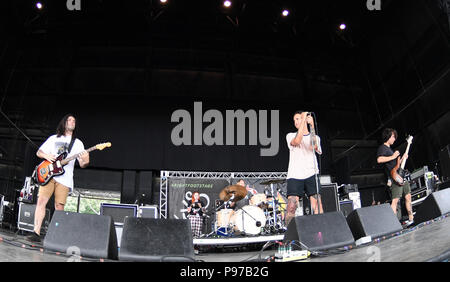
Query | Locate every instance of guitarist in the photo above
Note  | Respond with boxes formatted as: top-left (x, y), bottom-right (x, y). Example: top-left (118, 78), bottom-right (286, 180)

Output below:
top-left (27, 114), bottom-right (89, 243)
top-left (376, 128), bottom-right (414, 227)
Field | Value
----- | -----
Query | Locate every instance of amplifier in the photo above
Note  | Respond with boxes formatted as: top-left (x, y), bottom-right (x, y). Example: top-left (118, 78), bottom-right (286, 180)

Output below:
top-left (411, 187), bottom-right (430, 207)
top-left (410, 166), bottom-right (428, 180)
top-left (19, 176), bottom-right (39, 204)
top-left (17, 202), bottom-right (50, 233)
top-left (300, 183), bottom-right (339, 215)
top-left (349, 192), bottom-right (361, 209)
top-left (410, 167), bottom-right (436, 192)
top-left (138, 205), bottom-right (159, 219)
top-left (320, 175), bottom-right (332, 184)
top-left (100, 203), bottom-right (138, 225)
top-left (339, 200), bottom-right (354, 217)
top-left (320, 183), bottom-right (339, 213)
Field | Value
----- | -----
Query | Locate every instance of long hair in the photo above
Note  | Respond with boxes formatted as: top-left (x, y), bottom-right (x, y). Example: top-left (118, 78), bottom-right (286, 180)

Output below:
top-left (381, 128), bottom-right (397, 143)
top-left (191, 191), bottom-right (200, 203)
top-left (56, 114), bottom-right (77, 137)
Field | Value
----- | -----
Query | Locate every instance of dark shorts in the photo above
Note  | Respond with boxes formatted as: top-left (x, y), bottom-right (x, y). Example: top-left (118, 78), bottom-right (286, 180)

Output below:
top-left (287, 176), bottom-right (320, 198)
top-left (390, 181), bottom-right (411, 199)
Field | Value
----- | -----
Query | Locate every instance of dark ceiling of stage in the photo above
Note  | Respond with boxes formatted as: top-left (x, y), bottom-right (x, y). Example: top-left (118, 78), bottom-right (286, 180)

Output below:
top-left (1, 0), bottom-right (447, 105)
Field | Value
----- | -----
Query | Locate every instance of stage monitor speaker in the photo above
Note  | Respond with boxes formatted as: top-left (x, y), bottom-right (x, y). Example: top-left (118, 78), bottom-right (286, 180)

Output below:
top-left (43, 211), bottom-right (118, 260)
top-left (283, 211), bottom-right (355, 251)
top-left (119, 217), bottom-right (194, 262)
top-left (346, 203), bottom-right (402, 240)
top-left (414, 189), bottom-right (450, 224)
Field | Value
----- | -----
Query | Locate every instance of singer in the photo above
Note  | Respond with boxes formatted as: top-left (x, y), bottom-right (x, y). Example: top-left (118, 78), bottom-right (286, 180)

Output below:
top-left (285, 111), bottom-right (323, 226)
top-left (186, 191), bottom-right (206, 238)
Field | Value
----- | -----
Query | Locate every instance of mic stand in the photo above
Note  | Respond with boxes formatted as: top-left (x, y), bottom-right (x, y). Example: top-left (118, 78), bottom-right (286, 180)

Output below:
top-left (309, 115), bottom-right (322, 215)
top-left (270, 183), bottom-right (277, 231)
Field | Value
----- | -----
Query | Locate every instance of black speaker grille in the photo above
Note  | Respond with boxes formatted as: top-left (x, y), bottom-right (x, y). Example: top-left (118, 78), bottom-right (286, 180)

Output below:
top-left (119, 218), bottom-right (194, 262)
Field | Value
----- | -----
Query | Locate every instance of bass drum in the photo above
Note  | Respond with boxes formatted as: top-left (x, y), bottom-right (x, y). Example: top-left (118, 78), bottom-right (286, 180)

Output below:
top-left (216, 209), bottom-right (234, 227)
top-left (231, 205), bottom-right (266, 235)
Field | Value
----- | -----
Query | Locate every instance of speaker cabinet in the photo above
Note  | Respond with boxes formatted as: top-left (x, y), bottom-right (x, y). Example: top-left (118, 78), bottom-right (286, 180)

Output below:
top-left (414, 189), bottom-right (450, 224)
top-left (346, 203), bottom-right (402, 240)
top-left (119, 217), bottom-right (194, 262)
top-left (283, 211), bottom-right (355, 251)
top-left (43, 211), bottom-right (118, 260)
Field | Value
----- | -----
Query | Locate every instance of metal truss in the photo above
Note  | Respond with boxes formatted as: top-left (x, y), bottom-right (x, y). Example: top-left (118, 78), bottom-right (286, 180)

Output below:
top-left (159, 170), bottom-right (287, 219)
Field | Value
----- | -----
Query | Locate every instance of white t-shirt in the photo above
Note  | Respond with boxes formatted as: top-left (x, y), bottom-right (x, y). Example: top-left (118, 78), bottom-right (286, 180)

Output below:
top-left (286, 132), bottom-right (322, 180)
top-left (38, 134), bottom-right (85, 191)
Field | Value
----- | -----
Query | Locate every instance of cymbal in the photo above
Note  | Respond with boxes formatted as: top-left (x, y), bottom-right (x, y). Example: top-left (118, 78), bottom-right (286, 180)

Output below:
top-left (219, 185), bottom-right (247, 202)
top-left (260, 179), bottom-right (286, 185)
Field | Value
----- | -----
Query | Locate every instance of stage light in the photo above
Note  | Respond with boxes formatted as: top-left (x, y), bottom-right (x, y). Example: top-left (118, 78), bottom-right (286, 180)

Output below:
top-left (339, 23), bottom-right (347, 30)
top-left (160, 0), bottom-right (167, 4)
top-left (36, 2), bottom-right (43, 10)
top-left (223, 0), bottom-right (232, 8)
top-left (281, 9), bottom-right (289, 17)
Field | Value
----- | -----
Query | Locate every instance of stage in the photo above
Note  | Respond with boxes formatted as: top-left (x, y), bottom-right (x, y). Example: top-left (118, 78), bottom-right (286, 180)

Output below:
top-left (0, 214), bottom-right (449, 262)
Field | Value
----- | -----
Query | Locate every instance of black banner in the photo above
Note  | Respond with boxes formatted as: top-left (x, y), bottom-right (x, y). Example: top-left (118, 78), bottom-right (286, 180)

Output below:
top-left (168, 178), bottom-right (230, 234)
top-left (167, 177), bottom-right (289, 235)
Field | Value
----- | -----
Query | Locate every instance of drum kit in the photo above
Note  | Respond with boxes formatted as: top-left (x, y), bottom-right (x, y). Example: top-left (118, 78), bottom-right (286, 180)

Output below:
top-left (207, 179), bottom-right (288, 237)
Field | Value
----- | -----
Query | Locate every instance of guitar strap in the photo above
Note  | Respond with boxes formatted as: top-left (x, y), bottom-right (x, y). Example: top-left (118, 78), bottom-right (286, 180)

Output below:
top-left (67, 135), bottom-right (76, 154)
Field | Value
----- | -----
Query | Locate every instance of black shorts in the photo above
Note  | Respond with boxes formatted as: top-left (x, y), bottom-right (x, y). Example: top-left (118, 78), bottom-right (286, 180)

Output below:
top-left (287, 176), bottom-right (320, 198)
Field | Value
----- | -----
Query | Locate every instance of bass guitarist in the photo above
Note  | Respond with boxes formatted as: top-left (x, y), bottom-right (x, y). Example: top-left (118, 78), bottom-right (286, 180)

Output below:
top-left (376, 128), bottom-right (414, 227)
top-left (27, 114), bottom-right (89, 243)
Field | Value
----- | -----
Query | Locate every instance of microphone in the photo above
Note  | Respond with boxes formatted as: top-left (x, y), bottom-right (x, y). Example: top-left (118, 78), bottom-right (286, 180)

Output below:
top-left (256, 221), bottom-right (262, 227)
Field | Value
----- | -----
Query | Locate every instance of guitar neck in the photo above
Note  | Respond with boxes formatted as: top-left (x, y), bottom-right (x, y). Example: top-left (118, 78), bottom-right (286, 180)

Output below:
top-left (60, 146), bottom-right (97, 165)
top-left (400, 143), bottom-right (411, 169)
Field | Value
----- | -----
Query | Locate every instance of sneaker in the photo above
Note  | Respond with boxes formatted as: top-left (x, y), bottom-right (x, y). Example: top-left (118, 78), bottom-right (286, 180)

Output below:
top-left (403, 219), bottom-right (414, 227)
top-left (26, 232), bottom-right (42, 243)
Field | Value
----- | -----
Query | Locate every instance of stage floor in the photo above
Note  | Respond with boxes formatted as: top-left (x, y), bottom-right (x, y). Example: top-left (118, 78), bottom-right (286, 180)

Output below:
top-left (0, 215), bottom-right (449, 262)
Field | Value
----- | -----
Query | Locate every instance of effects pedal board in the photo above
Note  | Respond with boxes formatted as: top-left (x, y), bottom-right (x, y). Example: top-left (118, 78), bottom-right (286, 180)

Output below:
top-left (275, 246), bottom-right (310, 262)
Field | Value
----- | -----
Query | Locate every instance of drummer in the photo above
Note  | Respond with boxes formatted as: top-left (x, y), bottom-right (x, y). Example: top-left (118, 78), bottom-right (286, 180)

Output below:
top-left (238, 179), bottom-right (258, 196)
top-left (217, 179), bottom-right (254, 210)
top-left (228, 179), bottom-right (257, 210)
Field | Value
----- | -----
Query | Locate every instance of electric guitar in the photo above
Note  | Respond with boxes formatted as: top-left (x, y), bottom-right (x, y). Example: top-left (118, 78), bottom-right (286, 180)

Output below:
top-left (390, 135), bottom-right (413, 186)
top-left (34, 142), bottom-right (111, 185)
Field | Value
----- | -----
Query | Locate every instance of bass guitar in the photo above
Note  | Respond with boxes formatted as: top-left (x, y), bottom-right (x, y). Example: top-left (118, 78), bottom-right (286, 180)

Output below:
top-left (390, 135), bottom-right (413, 185)
top-left (34, 142), bottom-right (111, 185)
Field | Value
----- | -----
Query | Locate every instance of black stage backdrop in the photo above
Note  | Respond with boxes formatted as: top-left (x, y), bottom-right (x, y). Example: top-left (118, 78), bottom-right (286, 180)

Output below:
top-left (26, 96), bottom-right (333, 173)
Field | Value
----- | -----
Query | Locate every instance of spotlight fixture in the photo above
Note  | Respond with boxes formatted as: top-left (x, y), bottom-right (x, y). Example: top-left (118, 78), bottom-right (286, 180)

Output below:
top-left (339, 23), bottom-right (347, 30)
top-left (223, 0), bottom-right (232, 8)
top-left (281, 9), bottom-right (289, 17)
top-left (36, 2), bottom-right (43, 10)
top-left (160, 0), bottom-right (167, 4)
